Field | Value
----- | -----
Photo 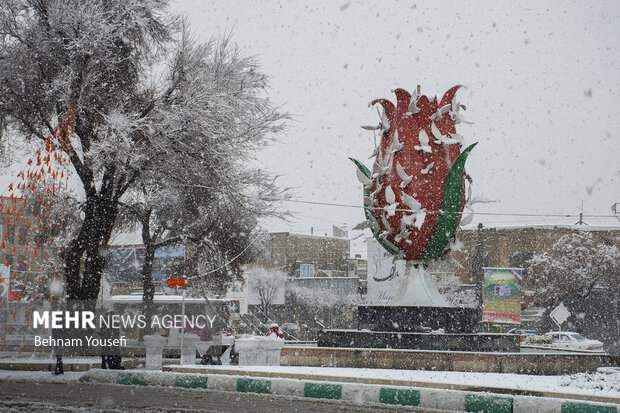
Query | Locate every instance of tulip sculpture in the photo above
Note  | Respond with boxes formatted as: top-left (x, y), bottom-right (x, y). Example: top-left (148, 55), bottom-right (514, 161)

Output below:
top-left (351, 86), bottom-right (476, 306)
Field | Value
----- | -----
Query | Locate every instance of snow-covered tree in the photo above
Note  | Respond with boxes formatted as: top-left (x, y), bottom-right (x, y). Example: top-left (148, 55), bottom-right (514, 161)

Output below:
top-left (432, 273), bottom-right (479, 308)
top-left (246, 266), bottom-right (288, 322)
top-left (121, 26), bottom-right (287, 317)
top-left (0, 1), bottom-right (286, 301)
top-left (287, 283), bottom-right (359, 331)
top-left (526, 232), bottom-right (620, 309)
top-left (288, 284), bottom-right (358, 309)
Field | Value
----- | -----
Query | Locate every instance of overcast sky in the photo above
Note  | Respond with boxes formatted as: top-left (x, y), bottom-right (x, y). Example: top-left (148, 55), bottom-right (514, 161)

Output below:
top-left (170, 0), bottom-right (620, 256)
top-left (2, 1), bottom-right (617, 256)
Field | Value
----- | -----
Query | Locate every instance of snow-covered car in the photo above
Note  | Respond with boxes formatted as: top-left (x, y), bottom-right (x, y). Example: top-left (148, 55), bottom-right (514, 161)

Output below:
top-left (508, 329), bottom-right (538, 336)
top-left (542, 332), bottom-right (605, 352)
top-left (508, 329), bottom-right (538, 343)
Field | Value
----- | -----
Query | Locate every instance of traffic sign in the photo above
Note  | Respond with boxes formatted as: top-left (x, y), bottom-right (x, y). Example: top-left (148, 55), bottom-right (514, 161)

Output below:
top-left (166, 276), bottom-right (186, 289)
top-left (550, 302), bottom-right (570, 326)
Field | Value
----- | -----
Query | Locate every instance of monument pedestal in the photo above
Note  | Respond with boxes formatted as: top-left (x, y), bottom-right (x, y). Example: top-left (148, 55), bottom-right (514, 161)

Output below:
top-left (317, 329), bottom-right (520, 352)
top-left (358, 305), bottom-right (480, 333)
top-left (318, 263), bottom-right (519, 352)
top-left (394, 262), bottom-right (452, 307)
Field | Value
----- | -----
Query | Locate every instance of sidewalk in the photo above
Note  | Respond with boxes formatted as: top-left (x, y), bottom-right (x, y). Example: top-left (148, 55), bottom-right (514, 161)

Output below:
top-left (0, 357), bottom-right (101, 372)
top-left (0, 356), bottom-right (163, 371)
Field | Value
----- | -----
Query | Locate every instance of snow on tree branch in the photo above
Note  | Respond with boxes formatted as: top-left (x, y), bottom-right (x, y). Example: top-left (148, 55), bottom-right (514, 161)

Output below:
top-left (526, 232), bottom-right (620, 308)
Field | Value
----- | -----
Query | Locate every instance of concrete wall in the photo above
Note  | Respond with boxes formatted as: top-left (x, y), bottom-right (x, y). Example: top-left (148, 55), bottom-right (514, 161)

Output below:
top-left (281, 347), bottom-right (620, 375)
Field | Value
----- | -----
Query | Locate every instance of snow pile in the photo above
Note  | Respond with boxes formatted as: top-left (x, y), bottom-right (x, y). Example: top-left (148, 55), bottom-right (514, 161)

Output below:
top-left (559, 372), bottom-right (620, 394)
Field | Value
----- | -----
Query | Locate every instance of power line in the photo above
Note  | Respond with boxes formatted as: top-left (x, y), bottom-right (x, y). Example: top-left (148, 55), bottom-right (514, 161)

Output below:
top-left (283, 199), bottom-right (619, 219)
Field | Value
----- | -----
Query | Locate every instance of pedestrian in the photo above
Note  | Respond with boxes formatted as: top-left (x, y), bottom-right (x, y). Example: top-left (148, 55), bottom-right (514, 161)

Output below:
top-left (52, 327), bottom-right (64, 375)
top-left (100, 310), bottom-right (124, 370)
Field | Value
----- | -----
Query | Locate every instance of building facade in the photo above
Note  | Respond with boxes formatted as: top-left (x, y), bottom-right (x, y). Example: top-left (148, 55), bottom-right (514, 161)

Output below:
top-left (451, 225), bottom-right (620, 290)
top-left (258, 232), bottom-right (351, 276)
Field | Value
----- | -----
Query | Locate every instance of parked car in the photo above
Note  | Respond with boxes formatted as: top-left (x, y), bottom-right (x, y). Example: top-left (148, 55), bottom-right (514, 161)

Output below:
top-left (542, 332), bottom-right (605, 352)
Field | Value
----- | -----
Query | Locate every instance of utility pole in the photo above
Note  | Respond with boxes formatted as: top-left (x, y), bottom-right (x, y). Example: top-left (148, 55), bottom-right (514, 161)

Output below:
top-left (472, 223), bottom-right (486, 307)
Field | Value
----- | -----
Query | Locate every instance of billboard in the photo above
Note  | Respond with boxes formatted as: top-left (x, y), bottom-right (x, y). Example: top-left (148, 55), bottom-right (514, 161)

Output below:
top-left (106, 245), bottom-right (186, 285)
top-left (482, 267), bottom-right (523, 324)
top-left (106, 247), bottom-right (145, 285)
top-left (299, 263), bottom-right (316, 278)
top-left (152, 246), bottom-right (186, 283)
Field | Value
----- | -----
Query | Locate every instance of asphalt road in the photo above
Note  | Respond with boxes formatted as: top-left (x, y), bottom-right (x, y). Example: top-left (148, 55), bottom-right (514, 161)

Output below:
top-left (0, 379), bottom-right (439, 412)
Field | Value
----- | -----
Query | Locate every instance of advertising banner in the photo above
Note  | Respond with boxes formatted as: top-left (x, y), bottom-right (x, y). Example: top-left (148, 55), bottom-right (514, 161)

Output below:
top-left (106, 245), bottom-right (186, 285)
top-left (299, 263), bottom-right (316, 278)
top-left (482, 267), bottom-right (523, 324)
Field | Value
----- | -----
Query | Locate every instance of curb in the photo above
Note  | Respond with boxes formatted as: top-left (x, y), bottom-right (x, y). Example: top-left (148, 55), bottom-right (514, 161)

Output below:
top-left (0, 361), bottom-right (96, 372)
top-left (163, 365), bottom-right (620, 406)
top-left (81, 369), bottom-right (620, 413)
top-left (0, 358), bottom-right (144, 372)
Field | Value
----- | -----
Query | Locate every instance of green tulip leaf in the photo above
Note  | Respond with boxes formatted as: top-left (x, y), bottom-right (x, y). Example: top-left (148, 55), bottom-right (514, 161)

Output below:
top-left (418, 142), bottom-right (477, 261)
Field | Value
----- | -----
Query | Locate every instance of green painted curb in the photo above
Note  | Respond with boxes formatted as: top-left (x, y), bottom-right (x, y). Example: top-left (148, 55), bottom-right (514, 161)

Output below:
top-left (561, 402), bottom-right (618, 413)
top-left (175, 375), bottom-right (207, 389)
top-left (465, 393), bottom-right (513, 413)
top-left (236, 378), bottom-right (271, 394)
top-left (304, 382), bottom-right (342, 400)
top-left (117, 372), bottom-right (148, 386)
top-left (379, 387), bottom-right (421, 406)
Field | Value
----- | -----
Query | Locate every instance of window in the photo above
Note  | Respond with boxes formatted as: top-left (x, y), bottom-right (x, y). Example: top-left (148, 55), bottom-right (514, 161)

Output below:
top-left (18, 227), bottom-right (28, 245)
top-left (569, 334), bottom-right (588, 342)
top-left (17, 255), bottom-right (27, 272)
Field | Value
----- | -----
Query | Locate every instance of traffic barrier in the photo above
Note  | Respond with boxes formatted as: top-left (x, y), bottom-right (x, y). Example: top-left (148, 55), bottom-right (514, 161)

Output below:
top-left (80, 369), bottom-right (620, 412)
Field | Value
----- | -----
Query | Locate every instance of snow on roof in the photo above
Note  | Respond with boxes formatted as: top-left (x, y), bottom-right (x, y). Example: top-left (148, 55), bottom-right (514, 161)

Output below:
top-left (271, 232), bottom-right (349, 241)
top-left (107, 295), bottom-right (228, 304)
top-left (460, 224), bottom-right (620, 232)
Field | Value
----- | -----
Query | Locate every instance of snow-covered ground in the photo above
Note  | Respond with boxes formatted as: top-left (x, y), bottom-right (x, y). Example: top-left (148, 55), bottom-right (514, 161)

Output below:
top-left (0, 370), bottom-right (83, 383)
top-left (1, 360), bottom-right (619, 400)
top-left (0, 355), bottom-right (100, 364)
top-left (172, 365), bottom-right (620, 399)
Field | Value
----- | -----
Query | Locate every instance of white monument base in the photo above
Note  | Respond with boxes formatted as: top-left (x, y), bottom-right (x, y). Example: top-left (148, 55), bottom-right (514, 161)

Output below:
top-left (395, 262), bottom-right (452, 307)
